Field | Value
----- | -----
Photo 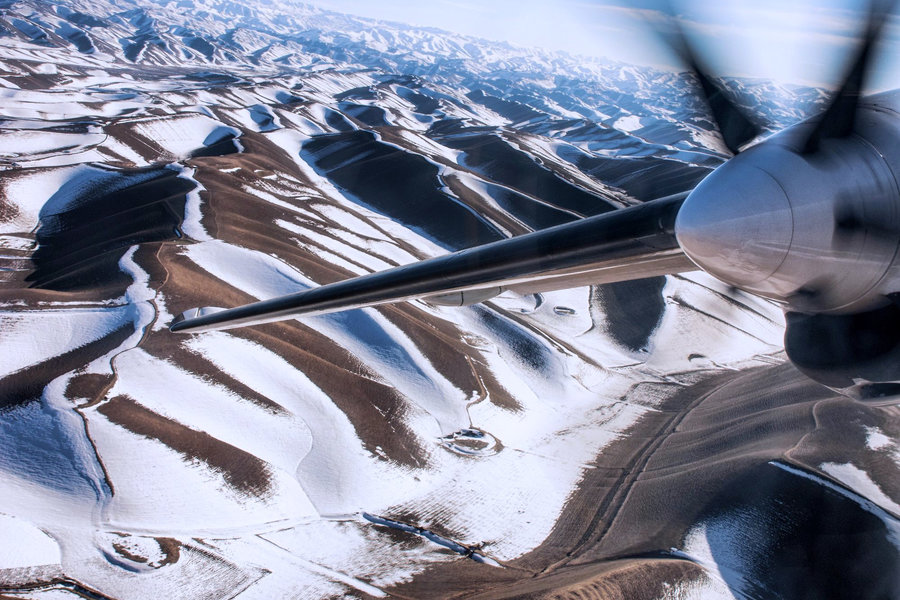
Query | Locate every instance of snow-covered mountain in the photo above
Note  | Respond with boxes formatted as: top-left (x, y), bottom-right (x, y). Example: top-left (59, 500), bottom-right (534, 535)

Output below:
top-left (0, 1), bottom-right (897, 599)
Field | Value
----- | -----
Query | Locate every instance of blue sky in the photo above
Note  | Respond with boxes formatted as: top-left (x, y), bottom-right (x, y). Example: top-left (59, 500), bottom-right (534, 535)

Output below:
top-left (303, 0), bottom-right (900, 90)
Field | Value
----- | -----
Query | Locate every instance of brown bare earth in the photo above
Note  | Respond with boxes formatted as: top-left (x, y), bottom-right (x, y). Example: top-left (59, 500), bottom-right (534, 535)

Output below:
top-left (155, 538), bottom-right (182, 567)
top-left (0, 324), bottom-right (133, 409)
top-left (383, 362), bottom-right (900, 599)
top-left (97, 395), bottom-right (273, 496)
top-left (465, 559), bottom-right (709, 600)
top-left (138, 244), bottom-right (435, 467)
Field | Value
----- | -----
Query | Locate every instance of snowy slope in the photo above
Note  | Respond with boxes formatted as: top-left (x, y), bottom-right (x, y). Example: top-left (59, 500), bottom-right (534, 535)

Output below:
top-left (0, 0), bottom-right (896, 599)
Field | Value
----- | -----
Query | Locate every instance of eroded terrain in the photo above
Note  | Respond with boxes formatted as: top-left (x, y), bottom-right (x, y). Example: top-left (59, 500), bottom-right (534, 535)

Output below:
top-left (0, 1), bottom-right (898, 598)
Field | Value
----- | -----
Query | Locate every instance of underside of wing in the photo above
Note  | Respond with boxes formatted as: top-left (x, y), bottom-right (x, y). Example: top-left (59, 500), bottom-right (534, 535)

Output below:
top-left (170, 194), bottom-right (694, 333)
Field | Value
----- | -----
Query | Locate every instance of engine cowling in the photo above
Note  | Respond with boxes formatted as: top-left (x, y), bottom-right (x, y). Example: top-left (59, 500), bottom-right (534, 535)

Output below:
top-left (676, 98), bottom-right (900, 316)
top-left (784, 300), bottom-right (900, 401)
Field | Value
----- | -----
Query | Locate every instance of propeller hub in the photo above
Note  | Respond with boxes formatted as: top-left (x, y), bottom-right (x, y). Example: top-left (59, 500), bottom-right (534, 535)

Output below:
top-left (675, 159), bottom-right (794, 289)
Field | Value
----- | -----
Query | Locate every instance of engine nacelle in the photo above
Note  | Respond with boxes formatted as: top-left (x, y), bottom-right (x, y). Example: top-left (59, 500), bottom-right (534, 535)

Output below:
top-left (784, 301), bottom-right (900, 402)
top-left (423, 287), bottom-right (502, 307)
top-left (676, 91), bottom-right (900, 316)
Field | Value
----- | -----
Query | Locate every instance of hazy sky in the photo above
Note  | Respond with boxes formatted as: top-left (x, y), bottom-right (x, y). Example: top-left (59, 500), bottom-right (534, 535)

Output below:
top-left (303, 0), bottom-right (900, 89)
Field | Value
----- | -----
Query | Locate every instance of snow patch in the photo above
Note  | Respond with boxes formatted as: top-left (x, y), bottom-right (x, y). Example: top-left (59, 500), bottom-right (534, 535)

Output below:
top-left (167, 163), bottom-right (211, 241)
top-left (0, 307), bottom-right (130, 377)
top-left (820, 462), bottom-right (900, 516)
top-left (613, 114), bottom-right (643, 133)
top-left (0, 514), bottom-right (61, 569)
top-left (131, 114), bottom-right (239, 158)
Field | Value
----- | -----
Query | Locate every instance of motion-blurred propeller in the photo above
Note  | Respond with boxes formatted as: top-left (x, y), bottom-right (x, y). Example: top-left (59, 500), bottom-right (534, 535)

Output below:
top-left (648, 1), bottom-right (761, 154)
top-left (802, 0), bottom-right (897, 153)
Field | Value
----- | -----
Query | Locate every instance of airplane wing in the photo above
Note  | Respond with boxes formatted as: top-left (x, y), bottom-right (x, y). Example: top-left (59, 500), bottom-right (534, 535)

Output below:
top-left (170, 193), bottom-right (695, 333)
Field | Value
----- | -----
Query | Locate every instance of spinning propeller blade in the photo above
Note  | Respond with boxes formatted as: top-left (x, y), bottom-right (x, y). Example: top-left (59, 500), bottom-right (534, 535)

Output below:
top-left (650, 1), bottom-right (761, 154)
top-left (802, 0), bottom-right (898, 153)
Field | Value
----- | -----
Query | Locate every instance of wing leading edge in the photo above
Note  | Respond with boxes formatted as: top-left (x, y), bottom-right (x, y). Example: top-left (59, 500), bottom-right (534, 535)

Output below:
top-left (170, 194), bottom-right (694, 333)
